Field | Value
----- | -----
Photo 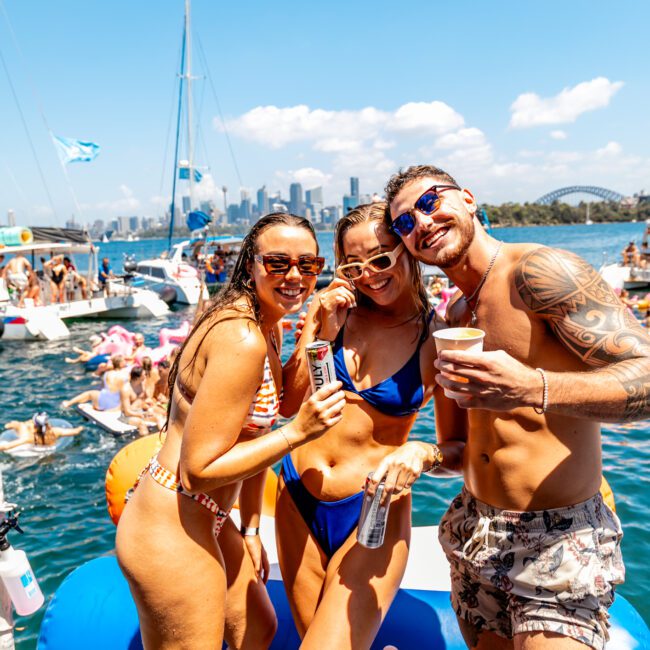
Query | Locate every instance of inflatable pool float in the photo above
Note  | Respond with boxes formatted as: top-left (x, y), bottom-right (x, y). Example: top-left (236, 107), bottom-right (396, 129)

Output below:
top-left (84, 353), bottom-right (110, 372)
top-left (0, 418), bottom-right (74, 459)
top-left (74, 404), bottom-right (156, 436)
top-left (36, 512), bottom-right (650, 650)
top-left (37, 441), bottom-right (649, 649)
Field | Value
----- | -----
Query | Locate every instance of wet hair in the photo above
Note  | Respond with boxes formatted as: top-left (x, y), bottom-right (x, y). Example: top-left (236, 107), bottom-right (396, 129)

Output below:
top-left (334, 202), bottom-right (429, 335)
top-left (166, 213), bottom-right (318, 427)
top-left (130, 366), bottom-right (144, 381)
top-left (32, 412), bottom-right (50, 445)
top-left (384, 164), bottom-right (459, 207)
top-left (110, 354), bottom-right (124, 369)
top-left (141, 356), bottom-right (153, 376)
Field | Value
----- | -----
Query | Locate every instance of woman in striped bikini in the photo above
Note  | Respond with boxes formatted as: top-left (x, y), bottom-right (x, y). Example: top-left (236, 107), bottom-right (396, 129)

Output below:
top-left (116, 213), bottom-right (346, 649)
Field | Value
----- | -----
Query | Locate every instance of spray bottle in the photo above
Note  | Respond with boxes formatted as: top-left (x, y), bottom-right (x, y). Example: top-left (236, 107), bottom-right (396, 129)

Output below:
top-left (0, 512), bottom-right (44, 617)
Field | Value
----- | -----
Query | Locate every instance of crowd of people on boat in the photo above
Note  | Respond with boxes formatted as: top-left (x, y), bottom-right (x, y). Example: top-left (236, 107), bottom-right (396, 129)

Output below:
top-left (0, 251), bottom-right (108, 306)
top-left (110, 163), bottom-right (650, 650)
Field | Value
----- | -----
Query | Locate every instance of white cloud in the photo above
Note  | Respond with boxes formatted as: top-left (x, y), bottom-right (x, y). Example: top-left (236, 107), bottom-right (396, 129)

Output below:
top-left (276, 167), bottom-right (333, 189)
top-left (219, 101), bottom-right (464, 150)
top-left (595, 141), bottom-right (622, 158)
top-left (434, 127), bottom-right (487, 150)
top-left (550, 130), bottom-right (567, 140)
top-left (85, 184), bottom-right (141, 213)
top-left (509, 77), bottom-right (624, 129)
top-left (390, 102), bottom-right (464, 134)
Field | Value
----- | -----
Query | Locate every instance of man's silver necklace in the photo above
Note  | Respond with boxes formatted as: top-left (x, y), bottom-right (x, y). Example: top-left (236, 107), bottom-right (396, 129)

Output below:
top-left (463, 241), bottom-right (503, 326)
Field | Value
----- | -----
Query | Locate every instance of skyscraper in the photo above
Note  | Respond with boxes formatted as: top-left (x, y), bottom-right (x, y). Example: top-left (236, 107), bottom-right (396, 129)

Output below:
top-left (350, 177), bottom-right (359, 198)
top-left (289, 182), bottom-right (305, 216)
top-left (257, 186), bottom-right (269, 215)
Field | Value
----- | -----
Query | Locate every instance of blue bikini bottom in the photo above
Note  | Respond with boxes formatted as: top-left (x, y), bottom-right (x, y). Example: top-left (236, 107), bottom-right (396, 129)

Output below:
top-left (281, 454), bottom-right (364, 558)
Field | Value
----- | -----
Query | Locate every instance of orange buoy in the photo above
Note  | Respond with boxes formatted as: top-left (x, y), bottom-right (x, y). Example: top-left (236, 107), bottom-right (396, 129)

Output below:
top-left (105, 434), bottom-right (164, 525)
top-left (105, 433), bottom-right (278, 524)
top-left (600, 475), bottom-right (616, 512)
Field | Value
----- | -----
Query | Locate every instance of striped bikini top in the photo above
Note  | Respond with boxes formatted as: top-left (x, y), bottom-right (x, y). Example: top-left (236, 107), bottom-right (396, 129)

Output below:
top-left (243, 353), bottom-right (280, 434)
top-left (176, 329), bottom-right (280, 434)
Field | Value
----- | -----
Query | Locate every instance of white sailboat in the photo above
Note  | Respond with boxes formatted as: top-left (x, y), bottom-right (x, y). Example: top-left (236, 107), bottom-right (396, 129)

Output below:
top-left (131, 0), bottom-right (209, 306)
top-left (0, 232), bottom-right (169, 341)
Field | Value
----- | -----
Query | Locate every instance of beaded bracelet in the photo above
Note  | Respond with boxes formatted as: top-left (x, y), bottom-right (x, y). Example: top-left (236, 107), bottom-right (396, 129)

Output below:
top-left (533, 367), bottom-right (548, 415)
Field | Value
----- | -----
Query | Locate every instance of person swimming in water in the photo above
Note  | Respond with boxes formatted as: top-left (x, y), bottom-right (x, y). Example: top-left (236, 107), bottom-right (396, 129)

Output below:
top-left (1, 413), bottom-right (82, 451)
top-left (277, 203), bottom-right (465, 648)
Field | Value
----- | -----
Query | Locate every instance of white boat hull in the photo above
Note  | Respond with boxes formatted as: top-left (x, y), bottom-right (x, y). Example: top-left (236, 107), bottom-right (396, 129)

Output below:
top-left (599, 263), bottom-right (650, 291)
top-left (0, 284), bottom-right (168, 341)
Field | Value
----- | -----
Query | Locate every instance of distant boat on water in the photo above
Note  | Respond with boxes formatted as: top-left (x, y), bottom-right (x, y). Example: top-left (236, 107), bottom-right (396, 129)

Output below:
top-left (0, 227), bottom-right (169, 341)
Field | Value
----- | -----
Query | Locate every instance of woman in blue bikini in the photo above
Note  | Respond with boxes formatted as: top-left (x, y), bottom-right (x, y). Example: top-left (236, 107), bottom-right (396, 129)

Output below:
top-left (277, 202), bottom-right (467, 649)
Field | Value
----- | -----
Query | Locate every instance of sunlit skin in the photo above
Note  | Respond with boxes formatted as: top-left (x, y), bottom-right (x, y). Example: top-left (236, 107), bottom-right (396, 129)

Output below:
top-left (116, 223), bottom-right (346, 650)
top-left (278, 218), bottom-right (466, 649)
top-left (390, 175), bottom-right (650, 650)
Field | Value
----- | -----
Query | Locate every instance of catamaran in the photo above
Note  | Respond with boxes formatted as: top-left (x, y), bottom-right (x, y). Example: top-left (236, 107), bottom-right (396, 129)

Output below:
top-left (0, 228), bottom-right (169, 341)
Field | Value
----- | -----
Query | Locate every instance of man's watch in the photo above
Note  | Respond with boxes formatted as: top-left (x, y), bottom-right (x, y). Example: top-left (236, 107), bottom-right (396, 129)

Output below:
top-left (424, 444), bottom-right (444, 475)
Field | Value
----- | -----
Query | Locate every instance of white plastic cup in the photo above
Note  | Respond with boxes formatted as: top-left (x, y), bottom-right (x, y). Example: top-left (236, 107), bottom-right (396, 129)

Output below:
top-left (433, 328), bottom-right (485, 399)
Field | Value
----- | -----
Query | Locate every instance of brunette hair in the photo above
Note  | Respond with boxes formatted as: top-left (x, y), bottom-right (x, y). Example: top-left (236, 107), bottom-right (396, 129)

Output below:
top-left (384, 164), bottom-right (459, 206)
top-left (334, 202), bottom-right (429, 334)
top-left (165, 213), bottom-right (318, 427)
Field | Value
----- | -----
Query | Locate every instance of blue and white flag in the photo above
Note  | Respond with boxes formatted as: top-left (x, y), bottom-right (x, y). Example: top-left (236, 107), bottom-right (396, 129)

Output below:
top-left (52, 135), bottom-right (100, 164)
top-left (179, 167), bottom-right (202, 182)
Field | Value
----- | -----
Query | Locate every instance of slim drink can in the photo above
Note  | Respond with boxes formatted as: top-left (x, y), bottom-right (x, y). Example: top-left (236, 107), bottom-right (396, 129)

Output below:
top-left (357, 473), bottom-right (390, 548)
top-left (305, 340), bottom-right (336, 393)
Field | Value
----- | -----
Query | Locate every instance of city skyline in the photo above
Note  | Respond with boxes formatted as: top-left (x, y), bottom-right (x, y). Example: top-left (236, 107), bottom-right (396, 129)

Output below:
top-left (1, 1), bottom-right (649, 226)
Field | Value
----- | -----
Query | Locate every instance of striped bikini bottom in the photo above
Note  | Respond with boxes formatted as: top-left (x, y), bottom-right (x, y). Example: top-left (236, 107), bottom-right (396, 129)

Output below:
top-left (140, 455), bottom-right (230, 537)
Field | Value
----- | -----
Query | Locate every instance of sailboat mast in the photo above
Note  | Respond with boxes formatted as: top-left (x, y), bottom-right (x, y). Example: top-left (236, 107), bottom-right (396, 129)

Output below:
top-left (185, 0), bottom-right (194, 213)
top-left (167, 7), bottom-right (187, 252)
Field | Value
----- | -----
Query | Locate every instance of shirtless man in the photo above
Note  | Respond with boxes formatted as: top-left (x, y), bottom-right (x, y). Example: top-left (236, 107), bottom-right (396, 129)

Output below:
top-left (3, 253), bottom-right (32, 302)
top-left (385, 165), bottom-right (650, 650)
top-left (120, 366), bottom-right (164, 436)
top-left (1, 412), bottom-right (82, 450)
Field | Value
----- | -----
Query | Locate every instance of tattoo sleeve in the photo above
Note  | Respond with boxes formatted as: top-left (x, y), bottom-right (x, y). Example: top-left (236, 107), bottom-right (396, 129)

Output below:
top-left (515, 247), bottom-right (650, 421)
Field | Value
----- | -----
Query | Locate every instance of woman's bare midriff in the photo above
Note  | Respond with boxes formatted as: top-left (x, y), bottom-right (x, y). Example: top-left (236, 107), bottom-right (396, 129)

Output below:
top-left (290, 396), bottom-right (417, 500)
top-left (464, 408), bottom-right (602, 511)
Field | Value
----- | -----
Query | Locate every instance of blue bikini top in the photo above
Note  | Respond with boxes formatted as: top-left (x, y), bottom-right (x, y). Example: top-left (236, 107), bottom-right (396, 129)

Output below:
top-left (332, 310), bottom-right (435, 417)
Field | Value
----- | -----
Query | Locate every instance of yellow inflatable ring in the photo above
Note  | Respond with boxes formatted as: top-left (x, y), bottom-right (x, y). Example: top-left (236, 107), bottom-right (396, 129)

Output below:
top-left (600, 475), bottom-right (616, 512)
top-left (105, 434), bottom-right (278, 525)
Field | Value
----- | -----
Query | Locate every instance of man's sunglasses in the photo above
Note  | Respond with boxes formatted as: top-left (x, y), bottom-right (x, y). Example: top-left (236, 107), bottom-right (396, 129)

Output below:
top-left (336, 243), bottom-right (404, 281)
top-left (254, 254), bottom-right (325, 276)
top-left (390, 184), bottom-right (460, 237)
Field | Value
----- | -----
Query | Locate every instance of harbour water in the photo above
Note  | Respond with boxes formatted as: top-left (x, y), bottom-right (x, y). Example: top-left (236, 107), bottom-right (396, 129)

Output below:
top-left (0, 221), bottom-right (648, 646)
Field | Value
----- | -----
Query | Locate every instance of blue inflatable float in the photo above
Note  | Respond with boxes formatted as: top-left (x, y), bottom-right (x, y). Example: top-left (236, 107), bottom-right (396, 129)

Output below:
top-left (38, 522), bottom-right (650, 649)
top-left (84, 353), bottom-right (109, 372)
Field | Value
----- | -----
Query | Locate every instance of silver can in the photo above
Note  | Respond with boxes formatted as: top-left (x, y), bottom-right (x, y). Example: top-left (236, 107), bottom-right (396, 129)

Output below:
top-left (357, 473), bottom-right (390, 548)
top-left (305, 340), bottom-right (336, 392)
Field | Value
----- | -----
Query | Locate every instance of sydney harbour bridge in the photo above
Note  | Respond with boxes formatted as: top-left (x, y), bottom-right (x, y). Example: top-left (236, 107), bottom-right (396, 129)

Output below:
top-left (535, 186), bottom-right (627, 205)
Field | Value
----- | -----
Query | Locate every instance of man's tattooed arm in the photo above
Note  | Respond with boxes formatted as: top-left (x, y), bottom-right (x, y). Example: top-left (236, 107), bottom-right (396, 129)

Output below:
top-left (515, 247), bottom-right (650, 421)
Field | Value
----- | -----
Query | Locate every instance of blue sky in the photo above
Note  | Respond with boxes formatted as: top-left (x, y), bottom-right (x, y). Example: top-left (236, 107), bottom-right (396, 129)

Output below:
top-left (1, 0), bottom-right (649, 226)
